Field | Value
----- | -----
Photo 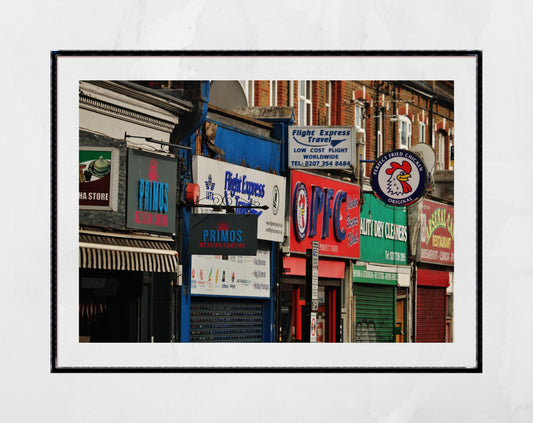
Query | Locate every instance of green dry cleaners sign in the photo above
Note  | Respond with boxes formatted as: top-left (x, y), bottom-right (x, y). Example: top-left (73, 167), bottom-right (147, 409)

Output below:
top-left (359, 193), bottom-right (408, 265)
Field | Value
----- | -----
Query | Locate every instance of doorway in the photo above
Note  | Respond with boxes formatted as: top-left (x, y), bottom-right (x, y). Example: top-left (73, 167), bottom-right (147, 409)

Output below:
top-left (278, 283), bottom-right (340, 342)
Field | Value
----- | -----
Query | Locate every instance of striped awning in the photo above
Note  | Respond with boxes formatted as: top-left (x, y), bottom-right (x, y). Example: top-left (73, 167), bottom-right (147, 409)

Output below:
top-left (79, 230), bottom-right (178, 273)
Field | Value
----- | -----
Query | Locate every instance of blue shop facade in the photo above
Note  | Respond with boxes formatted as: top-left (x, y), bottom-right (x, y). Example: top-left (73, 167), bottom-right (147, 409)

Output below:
top-left (178, 104), bottom-right (292, 342)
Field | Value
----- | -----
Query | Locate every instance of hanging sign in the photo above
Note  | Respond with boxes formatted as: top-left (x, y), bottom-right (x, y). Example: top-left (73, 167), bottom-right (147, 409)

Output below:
top-left (193, 156), bottom-right (286, 242)
top-left (418, 199), bottom-right (454, 265)
top-left (289, 170), bottom-right (360, 259)
top-left (370, 149), bottom-right (428, 207)
top-left (189, 214), bottom-right (258, 256)
top-left (288, 126), bottom-right (355, 169)
top-left (126, 149), bottom-right (177, 234)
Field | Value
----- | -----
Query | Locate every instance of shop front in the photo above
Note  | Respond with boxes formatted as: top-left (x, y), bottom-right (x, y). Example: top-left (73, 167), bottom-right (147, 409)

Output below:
top-left (182, 155), bottom-right (286, 342)
top-left (354, 193), bottom-right (411, 342)
top-left (280, 170), bottom-right (360, 342)
top-left (413, 199), bottom-right (454, 342)
top-left (79, 147), bottom-right (180, 342)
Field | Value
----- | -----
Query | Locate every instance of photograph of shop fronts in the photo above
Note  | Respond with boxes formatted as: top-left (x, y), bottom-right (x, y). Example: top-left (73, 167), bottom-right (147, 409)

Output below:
top-left (78, 79), bottom-right (454, 343)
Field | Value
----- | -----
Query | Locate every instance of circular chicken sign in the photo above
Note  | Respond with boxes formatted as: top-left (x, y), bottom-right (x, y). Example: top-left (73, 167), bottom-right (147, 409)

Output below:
top-left (371, 149), bottom-right (428, 207)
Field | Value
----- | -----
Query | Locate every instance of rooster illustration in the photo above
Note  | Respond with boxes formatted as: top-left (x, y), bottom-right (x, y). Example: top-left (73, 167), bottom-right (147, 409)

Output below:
top-left (385, 161), bottom-right (412, 196)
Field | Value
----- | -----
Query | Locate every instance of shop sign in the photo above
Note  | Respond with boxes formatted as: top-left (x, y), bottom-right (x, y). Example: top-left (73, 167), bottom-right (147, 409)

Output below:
top-left (360, 193), bottom-right (408, 265)
top-left (289, 170), bottom-right (360, 259)
top-left (189, 214), bottom-right (258, 256)
top-left (126, 149), bottom-right (177, 234)
top-left (353, 265), bottom-right (398, 286)
top-left (192, 156), bottom-right (286, 242)
top-left (371, 150), bottom-right (428, 207)
top-left (79, 148), bottom-right (118, 210)
top-left (191, 247), bottom-right (270, 298)
top-left (288, 126), bottom-right (354, 169)
top-left (419, 199), bottom-right (454, 265)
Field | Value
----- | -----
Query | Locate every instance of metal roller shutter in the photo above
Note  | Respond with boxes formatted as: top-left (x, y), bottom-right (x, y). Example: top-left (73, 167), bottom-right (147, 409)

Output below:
top-left (354, 284), bottom-right (396, 343)
top-left (416, 286), bottom-right (447, 342)
top-left (190, 297), bottom-right (264, 342)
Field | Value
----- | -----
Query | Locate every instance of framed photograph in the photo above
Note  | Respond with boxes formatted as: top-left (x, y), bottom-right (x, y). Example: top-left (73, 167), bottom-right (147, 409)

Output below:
top-left (52, 51), bottom-right (481, 372)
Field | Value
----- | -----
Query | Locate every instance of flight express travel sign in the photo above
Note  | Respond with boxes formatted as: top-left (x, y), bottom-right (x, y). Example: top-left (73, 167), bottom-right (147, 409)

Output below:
top-left (288, 126), bottom-right (355, 169)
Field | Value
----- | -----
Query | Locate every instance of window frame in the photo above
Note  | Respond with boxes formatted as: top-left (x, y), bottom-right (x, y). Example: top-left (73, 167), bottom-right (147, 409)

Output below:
top-left (418, 121), bottom-right (427, 144)
top-left (398, 115), bottom-right (412, 149)
top-left (298, 80), bottom-right (313, 125)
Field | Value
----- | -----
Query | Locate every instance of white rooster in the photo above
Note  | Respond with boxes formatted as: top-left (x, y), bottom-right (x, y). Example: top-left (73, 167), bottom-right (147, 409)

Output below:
top-left (385, 160), bottom-right (413, 196)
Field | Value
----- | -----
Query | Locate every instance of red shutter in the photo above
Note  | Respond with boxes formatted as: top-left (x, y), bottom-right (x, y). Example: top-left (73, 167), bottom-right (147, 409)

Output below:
top-left (416, 286), bottom-right (447, 342)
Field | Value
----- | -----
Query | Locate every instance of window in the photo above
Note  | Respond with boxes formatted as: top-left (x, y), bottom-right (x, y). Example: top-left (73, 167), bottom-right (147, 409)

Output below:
top-left (437, 130), bottom-right (446, 170)
top-left (245, 80), bottom-right (255, 107)
top-left (270, 80), bottom-right (278, 106)
top-left (377, 111), bottom-right (384, 156)
top-left (398, 116), bottom-right (412, 149)
top-left (354, 102), bottom-right (365, 131)
top-left (298, 80), bottom-right (313, 125)
top-left (418, 121), bottom-right (427, 144)
top-left (325, 81), bottom-right (332, 125)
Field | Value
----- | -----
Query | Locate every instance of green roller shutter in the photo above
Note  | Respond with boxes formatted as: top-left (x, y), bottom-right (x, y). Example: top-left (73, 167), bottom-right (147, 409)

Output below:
top-left (354, 283), bottom-right (396, 343)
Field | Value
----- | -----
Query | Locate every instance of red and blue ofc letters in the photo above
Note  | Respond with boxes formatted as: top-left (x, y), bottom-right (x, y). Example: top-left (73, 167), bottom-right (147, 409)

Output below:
top-left (289, 170), bottom-right (360, 259)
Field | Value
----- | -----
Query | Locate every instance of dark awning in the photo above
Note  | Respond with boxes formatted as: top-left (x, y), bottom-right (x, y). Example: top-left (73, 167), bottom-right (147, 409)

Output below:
top-left (79, 230), bottom-right (178, 273)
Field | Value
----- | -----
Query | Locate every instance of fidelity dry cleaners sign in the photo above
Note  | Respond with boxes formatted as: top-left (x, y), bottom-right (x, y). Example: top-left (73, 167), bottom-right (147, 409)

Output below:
top-left (288, 126), bottom-right (355, 169)
top-left (193, 155), bottom-right (286, 243)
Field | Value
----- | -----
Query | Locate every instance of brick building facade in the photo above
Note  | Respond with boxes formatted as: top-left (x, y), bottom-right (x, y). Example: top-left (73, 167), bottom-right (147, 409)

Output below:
top-left (246, 80), bottom-right (454, 175)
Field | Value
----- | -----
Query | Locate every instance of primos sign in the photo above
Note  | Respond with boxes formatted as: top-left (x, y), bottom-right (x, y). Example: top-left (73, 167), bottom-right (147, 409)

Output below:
top-left (189, 214), bottom-right (258, 256)
top-left (126, 149), bottom-right (177, 234)
top-left (289, 170), bottom-right (360, 259)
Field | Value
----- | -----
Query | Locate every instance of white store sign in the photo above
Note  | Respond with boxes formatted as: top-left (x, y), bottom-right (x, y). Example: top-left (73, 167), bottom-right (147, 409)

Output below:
top-left (191, 248), bottom-right (270, 298)
top-left (288, 126), bottom-right (355, 169)
top-left (193, 156), bottom-right (286, 242)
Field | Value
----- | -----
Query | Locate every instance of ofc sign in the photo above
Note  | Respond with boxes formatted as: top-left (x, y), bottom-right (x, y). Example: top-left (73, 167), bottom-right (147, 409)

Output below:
top-left (288, 126), bottom-right (355, 169)
top-left (289, 170), bottom-right (360, 259)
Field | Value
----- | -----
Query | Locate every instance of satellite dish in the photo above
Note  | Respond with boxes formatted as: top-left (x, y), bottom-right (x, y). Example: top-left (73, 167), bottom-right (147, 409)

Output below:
top-left (410, 143), bottom-right (436, 173)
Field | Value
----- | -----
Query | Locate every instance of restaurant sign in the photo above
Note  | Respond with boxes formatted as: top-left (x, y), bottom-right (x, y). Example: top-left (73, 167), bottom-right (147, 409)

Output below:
top-left (126, 149), bottom-right (177, 234)
top-left (289, 170), bottom-right (360, 259)
top-left (189, 214), bottom-right (258, 256)
top-left (418, 199), bottom-right (454, 265)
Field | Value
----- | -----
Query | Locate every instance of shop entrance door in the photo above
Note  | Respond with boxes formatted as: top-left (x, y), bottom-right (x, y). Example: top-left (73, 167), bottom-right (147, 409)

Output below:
top-left (278, 283), bottom-right (340, 342)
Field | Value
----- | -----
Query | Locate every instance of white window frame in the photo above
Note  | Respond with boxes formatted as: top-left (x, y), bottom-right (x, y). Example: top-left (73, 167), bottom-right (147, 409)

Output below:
top-left (325, 81), bottom-right (332, 125)
top-left (398, 115), bottom-right (412, 149)
top-left (354, 103), bottom-right (365, 132)
top-left (418, 121), bottom-right (427, 144)
top-left (245, 80), bottom-right (255, 107)
top-left (270, 80), bottom-right (278, 107)
top-left (377, 110), bottom-right (384, 156)
top-left (437, 130), bottom-right (446, 170)
top-left (298, 80), bottom-right (313, 125)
